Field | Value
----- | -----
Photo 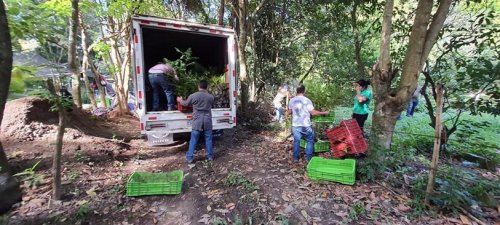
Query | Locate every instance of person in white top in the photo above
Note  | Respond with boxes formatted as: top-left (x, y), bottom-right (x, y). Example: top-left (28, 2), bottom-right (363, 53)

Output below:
top-left (288, 85), bottom-right (329, 162)
top-left (273, 85), bottom-right (289, 123)
top-left (148, 62), bottom-right (179, 111)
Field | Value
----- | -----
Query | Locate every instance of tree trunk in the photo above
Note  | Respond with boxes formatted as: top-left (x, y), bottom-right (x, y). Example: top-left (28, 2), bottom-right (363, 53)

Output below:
top-left (69, 0), bottom-right (81, 107)
top-left (52, 109), bottom-right (64, 200)
top-left (46, 80), bottom-right (65, 200)
top-left (371, 0), bottom-right (453, 153)
top-left (371, 0), bottom-right (395, 150)
top-left (80, 25), bottom-right (97, 109)
top-left (0, 0), bottom-right (22, 213)
top-left (90, 62), bottom-right (108, 107)
top-left (218, 0), bottom-right (225, 25)
top-left (106, 16), bottom-right (131, 114)
top-left (425, 84), bottom-right (444, 205)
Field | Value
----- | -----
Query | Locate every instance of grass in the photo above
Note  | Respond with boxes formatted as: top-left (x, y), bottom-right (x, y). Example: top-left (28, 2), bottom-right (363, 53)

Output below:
top-left (331, 106), bottom-right (499, 159)
top-left (224, 171), bottom-right (258, 192)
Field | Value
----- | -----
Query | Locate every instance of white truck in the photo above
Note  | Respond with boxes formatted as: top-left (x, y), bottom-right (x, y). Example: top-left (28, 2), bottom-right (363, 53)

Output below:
top-left (131, 15), bottom-right (237, 145)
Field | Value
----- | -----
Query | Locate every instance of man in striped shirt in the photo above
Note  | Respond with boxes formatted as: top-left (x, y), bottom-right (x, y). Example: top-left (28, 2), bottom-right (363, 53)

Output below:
top-left (148, 62), bottom-right (179, 111)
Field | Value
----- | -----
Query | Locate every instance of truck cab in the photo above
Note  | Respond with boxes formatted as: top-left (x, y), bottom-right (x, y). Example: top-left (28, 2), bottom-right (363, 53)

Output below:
top-left (131, 15), bottom-right (237, 145)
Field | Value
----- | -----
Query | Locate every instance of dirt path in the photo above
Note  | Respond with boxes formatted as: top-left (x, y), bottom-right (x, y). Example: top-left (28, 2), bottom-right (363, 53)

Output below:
top-left (4, 127), bottom-right (463, 225)
top-left (1, 98), bottom-right (483, 224)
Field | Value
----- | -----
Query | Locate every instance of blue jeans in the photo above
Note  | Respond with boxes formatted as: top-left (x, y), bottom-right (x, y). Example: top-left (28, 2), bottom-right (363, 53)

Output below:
top-left (149, 74), bottom-right (175, 111)
top-left (292, 126), bottom-right (314, 161)
top-left (406, 98), bottom-right (418, 116)
top-left (275, 107), bottom-right (285, 122)
top-left (186, 130), bottom-right (213, 162)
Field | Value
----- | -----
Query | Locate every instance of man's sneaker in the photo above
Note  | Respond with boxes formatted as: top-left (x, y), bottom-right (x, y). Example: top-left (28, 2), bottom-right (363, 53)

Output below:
top-left (293, 158), bottom-right (299, 163)
top-left (207, 157), bottom-right (213, 161)
top-left (187, 159), bottom-right (194, 164)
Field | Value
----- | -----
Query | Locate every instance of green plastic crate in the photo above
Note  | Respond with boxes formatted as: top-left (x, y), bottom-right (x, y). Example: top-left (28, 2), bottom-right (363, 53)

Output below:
top-left (300, 139), bottom-right (331, 153)
top-left (312, 112), bottom-right (336, 123)
top-left (306, 157), bottom-right (356, 185)
top-left (127, 170), bottom-right (183, 196)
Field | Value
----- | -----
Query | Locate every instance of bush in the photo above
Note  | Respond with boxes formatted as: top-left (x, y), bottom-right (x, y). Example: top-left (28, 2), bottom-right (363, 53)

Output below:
top-left (303, 79), bottom-right (346, 111)
top-left (410, 165), bottom-right (497, 213)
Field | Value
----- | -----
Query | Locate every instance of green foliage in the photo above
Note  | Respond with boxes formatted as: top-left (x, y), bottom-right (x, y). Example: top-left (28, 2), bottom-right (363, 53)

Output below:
top-left (14, 160), bottom-right (43, 188)
top-left (165, 48), bottom-right (225, 98)
top-left (68, 169), bottom-right (80, 182)
top-left (448, 119), bottom-right (499, 164)
top-left (410, 165), bottom-right (498, 212)
top-left (9, 65), bottom-right (36, 93)
top-left (303, 79), bottom-right (346, 111)
top-left (224, 171), bottom-right (258, 192)
top-left (211, 216), bottom-right (228, 225)
top-left (349, 202), bottom-right (366, 221)
top-left (358, 137), bottom-right (386, 182)
top-left (76, 202), bottom-right (91, 220)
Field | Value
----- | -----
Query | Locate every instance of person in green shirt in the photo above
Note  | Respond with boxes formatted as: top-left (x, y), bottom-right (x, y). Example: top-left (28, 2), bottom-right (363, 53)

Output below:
top-left (352, 79), bottom-right (372, 132)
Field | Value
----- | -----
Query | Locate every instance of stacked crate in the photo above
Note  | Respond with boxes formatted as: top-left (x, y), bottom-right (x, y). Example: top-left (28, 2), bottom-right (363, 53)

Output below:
top-left (307, 157), bottom-right (356, 185)
top-left (326, 119), bottom-right (368, 158)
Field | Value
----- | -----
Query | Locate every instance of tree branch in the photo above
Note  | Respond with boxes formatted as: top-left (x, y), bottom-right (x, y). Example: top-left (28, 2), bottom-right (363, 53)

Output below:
top-left (420, 0), bottom-right (453, 68)
top-left (299, 49), bottom-right (318, 83)
top-left (250, 0), bottom-right (268, 18)
top-left (378, 0), bottom-right (394, 72)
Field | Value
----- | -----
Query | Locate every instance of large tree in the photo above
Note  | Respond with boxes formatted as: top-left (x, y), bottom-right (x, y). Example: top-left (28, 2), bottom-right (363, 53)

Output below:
top-left (371, 0), bottom-right (453, 150)
top-left (69, 0), bottom-right (81, 107)
top-left (0, 0), bottom-right (22, 213)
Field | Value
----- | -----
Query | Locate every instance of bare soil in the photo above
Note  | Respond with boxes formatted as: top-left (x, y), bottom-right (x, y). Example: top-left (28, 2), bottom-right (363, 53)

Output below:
top-left (1, 97), bottom-right (498, 225)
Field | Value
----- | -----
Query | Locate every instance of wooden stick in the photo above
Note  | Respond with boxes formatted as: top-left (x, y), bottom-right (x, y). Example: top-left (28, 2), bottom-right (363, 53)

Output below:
top-left (458, 206), bottom-right (487, 225)
top-left (424, 84), bottom-right (444, 205)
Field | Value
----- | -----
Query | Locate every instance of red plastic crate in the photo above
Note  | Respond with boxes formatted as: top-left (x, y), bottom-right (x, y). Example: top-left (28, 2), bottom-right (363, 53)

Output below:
top-left (177, 102), bottom-right (193, 112)
top-left (326, 119), bottom-right (368, 158)
top-left (331, 142), bottom-right (349, 158)
top-left (326, 126), bottom-right (348, 141)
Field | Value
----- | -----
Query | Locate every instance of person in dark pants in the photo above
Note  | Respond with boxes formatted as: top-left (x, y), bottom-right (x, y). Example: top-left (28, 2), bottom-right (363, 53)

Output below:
top-left (352, 79), bottom-right (372, 133)
top-left (148, 62), bottom-right (179, 111)
top-left (289, 85), bottom-right (329, 162)
top-left (406, 84), bottom-right (421, 117)
top-left (177, 80), bottom-right (214, 164)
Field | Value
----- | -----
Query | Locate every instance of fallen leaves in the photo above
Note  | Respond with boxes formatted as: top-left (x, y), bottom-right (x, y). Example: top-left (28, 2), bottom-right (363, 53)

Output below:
top-left (301, 210), bottom-right (310, 222)
top-left (281, 193), bottom-right (290, 202)
top-left (459, 214), bottom-right (472, 225)
top-left (225, 203), bottom-right (236, 210)
top-left (198, 214), bottom-right (211, 224)
top-left (214, 209), bottom-right (230, 214)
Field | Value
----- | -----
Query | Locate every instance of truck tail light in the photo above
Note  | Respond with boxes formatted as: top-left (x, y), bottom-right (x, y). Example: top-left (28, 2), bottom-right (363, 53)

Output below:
top-left (140, 123), bottom-right (144, 130)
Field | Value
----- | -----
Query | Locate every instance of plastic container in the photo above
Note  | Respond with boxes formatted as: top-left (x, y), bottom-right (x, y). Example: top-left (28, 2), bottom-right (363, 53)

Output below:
top-left (326, 119), bottom-right (368, 157)
top-left (306, 157), bottom-right (356, 185)
top-left (177, 102), bottom-right (193, 112)
top-left (127, 170), bottom-right (183, 196)
top-left (312, 112), bottom-right (336, 123)
top-left (299, 139), bottom-right (331, 153)
top-left (314, 140), bottom-right (331, 153)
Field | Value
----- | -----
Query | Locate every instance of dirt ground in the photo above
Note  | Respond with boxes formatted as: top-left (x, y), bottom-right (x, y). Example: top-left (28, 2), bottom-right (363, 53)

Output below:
top-left (1, 97), bottom-right (498, 225)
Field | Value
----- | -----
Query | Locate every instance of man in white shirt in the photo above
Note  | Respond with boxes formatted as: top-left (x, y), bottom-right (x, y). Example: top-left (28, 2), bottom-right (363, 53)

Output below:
top-left (288, 85), bottom-right (329, 162)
